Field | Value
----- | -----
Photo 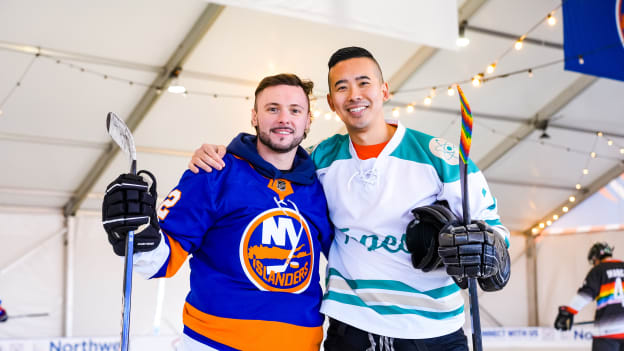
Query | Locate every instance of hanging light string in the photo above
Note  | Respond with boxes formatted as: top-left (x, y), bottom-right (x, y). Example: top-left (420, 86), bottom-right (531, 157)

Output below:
top-left (0, 52), bottom-right (40, 115)
top-left (489, 3), bottom-right (563, 74)
top-left (463, 119), bottom-right (624, 163)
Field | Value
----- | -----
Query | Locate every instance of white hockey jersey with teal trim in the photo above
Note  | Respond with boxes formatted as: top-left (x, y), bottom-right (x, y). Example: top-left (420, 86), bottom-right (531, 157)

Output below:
top-left (310, 121), bottom-right (509, 339)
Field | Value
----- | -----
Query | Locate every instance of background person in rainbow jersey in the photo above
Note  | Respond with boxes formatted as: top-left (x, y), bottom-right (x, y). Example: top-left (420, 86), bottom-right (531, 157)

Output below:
top-left (555, 242), bottom-right (624, 351)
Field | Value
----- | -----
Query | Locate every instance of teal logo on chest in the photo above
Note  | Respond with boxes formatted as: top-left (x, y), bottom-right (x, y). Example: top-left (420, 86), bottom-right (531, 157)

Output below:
top-left (339, 228), bottom-right (409, 253)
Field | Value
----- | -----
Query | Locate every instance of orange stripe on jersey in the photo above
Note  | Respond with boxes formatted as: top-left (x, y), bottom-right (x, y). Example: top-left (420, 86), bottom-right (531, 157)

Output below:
top-left (599, 281), bottom-right (616, 298)
top-left (163, 232), bottom-right (189, 278)
top-left (183, 302), bottom-right (322, 351)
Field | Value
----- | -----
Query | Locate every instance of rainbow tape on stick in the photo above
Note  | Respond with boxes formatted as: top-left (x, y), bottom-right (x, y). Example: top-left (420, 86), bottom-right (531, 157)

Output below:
top-left (457, 85), bottom-right (473, 164)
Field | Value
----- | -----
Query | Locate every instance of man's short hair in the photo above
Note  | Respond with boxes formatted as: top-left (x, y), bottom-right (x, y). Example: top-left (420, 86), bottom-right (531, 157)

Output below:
top-left (327, 46), bottom-right (384, 84)
top-left (254, 73), bottom-right (314, 112)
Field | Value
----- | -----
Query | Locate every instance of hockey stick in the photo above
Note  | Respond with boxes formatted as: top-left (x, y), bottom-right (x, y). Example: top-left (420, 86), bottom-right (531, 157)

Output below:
top-left (6, 312), bottom-right (50, 319)
top-left (106, 112), bottom-right (137, 351)
top-left (457, 86), bottom-right (483, 351)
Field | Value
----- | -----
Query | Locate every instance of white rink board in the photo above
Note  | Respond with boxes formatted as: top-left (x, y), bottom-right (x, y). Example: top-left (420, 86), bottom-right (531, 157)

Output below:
top-left (0, 336), bottom-right (180, 351)
top-left (0, 327), bottom-right (597, 351)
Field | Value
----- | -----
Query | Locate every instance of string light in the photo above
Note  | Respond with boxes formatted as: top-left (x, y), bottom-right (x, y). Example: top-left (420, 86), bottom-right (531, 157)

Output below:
top-left (590, 151), bottom-right (596, 158)
top-left (528, 69), bottom-right (533, 78)
top-left (406, 104), bottom-right (415, 113)
top-left (569, 196), bottom-right (576, 203)
top-left (392, 107), bottom-right (400, 117)
top-left (334, 114), bottom-right (340, 122)
top-left (423, 96), bottom-right (432, 105)
top-left (575, 184), bottom-right (582, 190)
top-left (539, 222), bottom-right (545, 229)
top-left (562, 206), bottom-right (569, 213)
top-left (430, 87), bottom-right (437, 97)
top-left (553, 214), bottom-right (559, 220)
top-left (471, 74), bottom-right (483, 87)
top-left (486, 62), bottom-right (497, 74)
top-left (546, 220), bottom-right (552, 226)
top-left (532, 228), bottom-right (539, 235)
top-left (447, 86), bottom-right (455, 96)
top-left (597, 131), bottom-right (604, 137)
top-left (324, 113), bottom-right (331, 120)
top-left (547, 13), bottom-right (557, 26)
top-left (620, 148), bottom-right (624, 154)
top-left (313, 110), bottom-right (321, 118)
top-left (583, 168), bottom-right (589, 175)
top-left (514, 40), bottom-right (524, 50)
top-left (608, 139), bottom-right (614, 146)
top-left (578, 55), bottom-right (584, 65)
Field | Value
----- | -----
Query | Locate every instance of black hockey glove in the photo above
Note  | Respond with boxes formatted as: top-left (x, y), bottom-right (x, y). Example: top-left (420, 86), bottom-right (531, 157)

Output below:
top-left (438, 220), bottom-right (505, 279)
top-left (406, 203), bottom-right (459, 272)
top-left (554, 306), bottom-right (574, 331)
top-left (102, 170), bottom-right (161, 256)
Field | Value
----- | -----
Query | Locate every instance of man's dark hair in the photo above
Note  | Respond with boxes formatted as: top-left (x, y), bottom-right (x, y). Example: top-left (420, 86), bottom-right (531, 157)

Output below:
top-left (254, 73), bottom-right (314, 112)
top-left (327, 46), bottom-right (384, 85)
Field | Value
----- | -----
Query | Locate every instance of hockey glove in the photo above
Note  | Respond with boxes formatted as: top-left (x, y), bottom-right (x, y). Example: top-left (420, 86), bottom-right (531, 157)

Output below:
top-left (406, 203), bottom-right (458, 272)
top-left (438, 220), bottom-right (505, 279)
top-left (102, 170), bottom-right (161, 256)
top-left (554, 306), bottom-right (575, 331)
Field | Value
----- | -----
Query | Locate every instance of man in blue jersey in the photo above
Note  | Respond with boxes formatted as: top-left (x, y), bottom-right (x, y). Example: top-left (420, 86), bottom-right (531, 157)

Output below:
top-left (189, 47), bottom-right (511, 351)
top-left (102, 73), bottom-right (333, 351)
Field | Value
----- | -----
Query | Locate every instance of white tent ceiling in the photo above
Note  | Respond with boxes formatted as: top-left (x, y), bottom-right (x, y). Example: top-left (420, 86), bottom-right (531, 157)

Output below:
top-left (1, 0), bottom-right (623, 239)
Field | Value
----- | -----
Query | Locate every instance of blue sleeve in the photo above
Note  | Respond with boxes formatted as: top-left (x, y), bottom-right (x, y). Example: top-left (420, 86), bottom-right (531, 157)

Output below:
top-left (158, 170), bottom-right (218, 254)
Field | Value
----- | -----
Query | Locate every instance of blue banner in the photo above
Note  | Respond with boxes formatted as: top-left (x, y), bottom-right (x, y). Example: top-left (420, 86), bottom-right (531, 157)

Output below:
top-left (562, 0), bottom-right (624, 81)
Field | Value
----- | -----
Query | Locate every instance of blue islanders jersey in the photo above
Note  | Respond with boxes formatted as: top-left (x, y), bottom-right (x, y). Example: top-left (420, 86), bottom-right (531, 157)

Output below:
top-left (138, 146), bottom-right (333, 350)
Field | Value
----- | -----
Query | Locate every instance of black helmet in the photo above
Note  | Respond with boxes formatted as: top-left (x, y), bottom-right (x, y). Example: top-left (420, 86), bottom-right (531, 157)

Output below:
top-left (587, 242), bottom-right (614, 262)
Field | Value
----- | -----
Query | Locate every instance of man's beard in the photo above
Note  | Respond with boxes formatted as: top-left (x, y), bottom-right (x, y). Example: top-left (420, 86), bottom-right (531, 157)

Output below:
top-left (257, 129), bottom-right (304, 154)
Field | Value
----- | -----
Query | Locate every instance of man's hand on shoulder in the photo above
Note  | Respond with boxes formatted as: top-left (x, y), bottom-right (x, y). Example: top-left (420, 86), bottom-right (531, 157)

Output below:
top-left (188, 144), bottom-right (227, 174)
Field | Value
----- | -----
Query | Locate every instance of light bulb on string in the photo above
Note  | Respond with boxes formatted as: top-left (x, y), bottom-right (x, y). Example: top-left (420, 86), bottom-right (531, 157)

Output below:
top-left (472, 74), bottom-right (483, 87)
top-left (430, 87), bottom-right (437, 97)
top-left (514, 40), bottom-right (524, 50)
top-left (313, 110), bottom-right (321, 118)
top-left (620, 148), bottom-right (624, 154)
top-left (583, 168), bottom-right (589, 175)
top-left (406, 104), bottom-right (414, 113)
top-left (547, 13), bottom-right (556, 26)
top-left (597, 131), bottom-right (604, 137)
top-left (457, 20), bottom-right (470, 47)
top-left (424, 96), bottom-right (432, 105)
top-left (486, 62), bottom-right (496, 74)
top-left (324, 113), bottom-right (331, 120)
top-left (334, 114), bottom-right (340, 122)
top-left (578, 55), bottom-right (584, 65)
top-left (392, 108), bottom-right (400, 117)
top-left (527, 69), bottom-right (533, 78)
top-left (562, 206), bottom-right (569, 213)
top-left (546, 220), bottom-right (552, 226)
top-left (569, 196), bottom-right (576, 203)
top-left (447, 86), bottom-right (455, 96)
top-left (531, 228), bottom-right (539, 235)
top-left (575, 184), bottom-right (582, 190)
top-left (608, 139), bottom-right (614, 146)
top-left (553, 214), bottom-right (559, 220)
top-left (590, 152), bottom-right (596, 158)
top-left (539, 222), bottom-right (545, 229)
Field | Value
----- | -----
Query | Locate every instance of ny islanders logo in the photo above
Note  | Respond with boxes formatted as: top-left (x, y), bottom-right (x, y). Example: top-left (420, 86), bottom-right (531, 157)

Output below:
top-left (240, 207), bottom-right (314, 293)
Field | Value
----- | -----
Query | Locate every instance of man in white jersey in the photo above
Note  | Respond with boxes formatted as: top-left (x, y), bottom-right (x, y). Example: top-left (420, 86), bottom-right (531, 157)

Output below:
top-left (188, 47), bottom-right (511, 351)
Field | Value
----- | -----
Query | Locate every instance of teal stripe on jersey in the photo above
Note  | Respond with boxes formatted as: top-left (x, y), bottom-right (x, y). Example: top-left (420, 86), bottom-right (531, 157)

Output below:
top-left (311, 134), bottom-right (351, 169)
top-left (390, 128), bottom-right (479, 183)
top-left (324, 291), bottom-right (465, 318)
top-left (328, 268), bottom-right (460, 298)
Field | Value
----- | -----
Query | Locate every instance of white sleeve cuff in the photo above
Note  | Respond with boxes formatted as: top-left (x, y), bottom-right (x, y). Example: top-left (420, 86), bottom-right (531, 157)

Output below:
top-left (134, 231), bottom-right (170, 279)
top-left (569, 293), bottom-right (593, 312)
